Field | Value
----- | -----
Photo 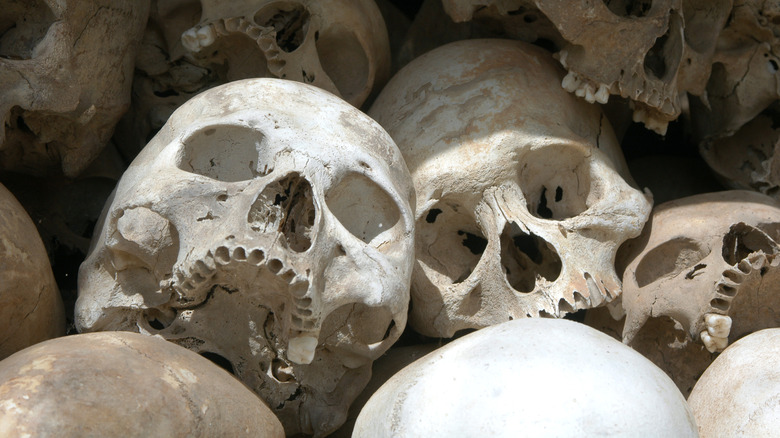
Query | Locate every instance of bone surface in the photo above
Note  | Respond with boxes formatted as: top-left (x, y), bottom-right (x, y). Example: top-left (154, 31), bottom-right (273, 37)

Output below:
top-left (688, 328), bottom-right (780, 436)
top-left (353, 318), bottom-right (697, 437)
top-left (0, 0), bottom-right (149, 176)
top-left (76, 78), bottom-right (415, 436)
top-left (0, 331), bottom-right (284, 437)
top-left (0, 182), bottom-right (65, 359)
top-left (369, 39), bottom-right (651, 338)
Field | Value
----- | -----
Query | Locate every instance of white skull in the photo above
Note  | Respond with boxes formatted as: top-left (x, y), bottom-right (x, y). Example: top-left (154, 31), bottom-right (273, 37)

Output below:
top-left (369, 39), bottom-right (652, 338)
top-left (619, 190), bottom-right (780, 355)
top-left (0, 0), bottom-right (149, 176)
top-left (180, 0), bottom-right (390, 107)
top-left (76, 79), bottom-right (415, 436)
top-left (441, 0), bottom-right (732, 135)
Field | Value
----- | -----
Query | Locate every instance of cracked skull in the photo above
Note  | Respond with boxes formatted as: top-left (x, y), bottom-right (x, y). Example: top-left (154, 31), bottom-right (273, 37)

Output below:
top-left (76, 79), bottom-right (415, 436)
top-left (0, 0), bottom-right (148, 176)
top-left (369, 39), bottom-right (652, 338)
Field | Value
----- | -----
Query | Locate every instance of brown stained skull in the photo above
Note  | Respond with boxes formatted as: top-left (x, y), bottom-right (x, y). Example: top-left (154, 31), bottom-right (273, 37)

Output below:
top-left (442, 0), bottom-right (732, 135)
top-left (619, 190), bottom-right (780, 355)
top-left (76, 79), bottom-right (415, 436)
top-left (0, 0), bottom-right (149, 176)
top-left (180, 0), bottom-right (390, 107)
top-left (369, 40), bottom-right (652, 338)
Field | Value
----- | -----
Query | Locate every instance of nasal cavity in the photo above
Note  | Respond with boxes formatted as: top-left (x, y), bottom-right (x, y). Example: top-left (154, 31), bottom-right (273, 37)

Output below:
top-left (500, 222), bottom-right (562, 293)
top-left (249, 173), bottom-right (315, 252)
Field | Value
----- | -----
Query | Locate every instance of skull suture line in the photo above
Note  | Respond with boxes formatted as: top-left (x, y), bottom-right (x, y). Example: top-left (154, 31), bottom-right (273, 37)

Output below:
top-left (369, 40), bottom-right (652, 338)
top-left (76, 79), bottom-right (415, 436)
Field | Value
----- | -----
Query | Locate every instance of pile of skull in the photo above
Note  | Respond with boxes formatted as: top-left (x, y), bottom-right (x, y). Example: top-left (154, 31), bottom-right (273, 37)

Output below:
top-left (3, 0), bottom-right (780, 436)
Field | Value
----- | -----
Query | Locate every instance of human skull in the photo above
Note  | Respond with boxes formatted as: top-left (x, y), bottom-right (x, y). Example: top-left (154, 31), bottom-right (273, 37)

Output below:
top-left (369, 39), bottom-right (652, 338)
top-left (699, 108), bottom-right (780, 199)
top-left (76, 79), bottom-right (415, 436)
top-left (0, 182), bottom-right (65, 359)
top-left (180, 0), bottom-right (390, 107)
top-left (619, 190), bottom-right (780, 356)
top-left (690, 0), bottom-right (780, 141)
top-left (0, 0), bottom-right (149, 176)
top-left (0, 331), bottom-right (285, 437)
top-left (441, 0), bottom-right (732, 135)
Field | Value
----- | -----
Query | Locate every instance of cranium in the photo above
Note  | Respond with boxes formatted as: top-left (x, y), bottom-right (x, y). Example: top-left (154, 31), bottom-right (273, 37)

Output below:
top-left (441, 0), bottom-right (732, 135)
top-left (617, 190), bottom-right (780, 393)
top-left (369, 39), bottom-right (652, 338)
top-left (76, 79), bottom-right (415, 436)
top-left (0, 182), bottom-right (65, 359)
top-left (691, 0), bottom-right (780, 141)
top-left (0, 0), bottom-right (149, 176)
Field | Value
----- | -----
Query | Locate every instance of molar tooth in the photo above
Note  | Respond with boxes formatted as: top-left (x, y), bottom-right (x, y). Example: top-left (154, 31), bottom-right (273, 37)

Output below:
top-left (700, 330), bottom-right (729, 353)
top-left (705, 313), bottom-right (732, 339)
top-left (214, 246), bottom-right (230, 265)
top-left (595, 84), bottom-right (610, 104)
top-left (246, 27), bottom-right (261, 39)
top-left (196, 26), bottom-right (216, 48)
top-left (287, 334), bottom-right (318, 365)
top-left (181, 28), bottom-right (201, 52)
top-left (561, 71), bottom-right (578, 92)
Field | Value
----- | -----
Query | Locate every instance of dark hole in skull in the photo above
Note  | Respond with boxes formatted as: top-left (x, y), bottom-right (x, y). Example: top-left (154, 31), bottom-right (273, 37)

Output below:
top-left (254, 2), bottom-right (309, 53)
top-left (601, 0), bottom-right (653, 17)
top-left (201, 33), bottom-right (270, 82)
top-left (634, 237), bottom-right (709, 288)
top-left (177, 124), bottom-right (276, 182)
top-left (326, 172), bottom-right (401, 246)
top-left (200, 351), bottom-right (235, 375)
top-left (520, 145), bottom-right (592, 220)
top-left (416, 201), bottom-right (485, 284)
top-left (0, 0), bottom-right (55, 60)
top-left (643, 11), bottom-right (683, 81)
top-left (500, 222), bottom-right (561, 293)
top-left (249, 172), bottom-right (314, 252)
top-left (722, 223), bottom-right (779, 265)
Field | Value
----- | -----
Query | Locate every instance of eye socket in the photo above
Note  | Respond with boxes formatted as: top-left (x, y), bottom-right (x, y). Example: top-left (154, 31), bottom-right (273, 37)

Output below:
top-left (520, 145), bottom-right (593, 220)
top-left (634, 237), bottom-right (710, 288)
top-left (416, 199), bottom-right (486, 284)
top-left (325, 173), bottom-right (401, 246)
top-left (176, 125), bottom-right (274, 182)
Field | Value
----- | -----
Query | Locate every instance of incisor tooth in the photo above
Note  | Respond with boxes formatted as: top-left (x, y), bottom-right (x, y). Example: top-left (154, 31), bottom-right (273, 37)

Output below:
top-left (705, 313), bottom-right (732, 339)
top-left (595, 84), bottom-right (610, 104)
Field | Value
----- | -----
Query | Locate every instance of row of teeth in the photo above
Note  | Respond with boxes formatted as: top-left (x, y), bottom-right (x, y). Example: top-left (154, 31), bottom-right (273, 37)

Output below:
top-left (699, 253), bottom-right (775, 352)
top-left (181, 17), bottom-right (287, 76)
top-left (557, 48), bottom-right (676, 135)
top-left (173, 244), bottom-right (317, 333)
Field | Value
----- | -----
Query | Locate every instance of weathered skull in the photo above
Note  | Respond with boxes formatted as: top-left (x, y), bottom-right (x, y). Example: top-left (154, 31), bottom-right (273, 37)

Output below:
top-left (0, 0), bottom-right (149, 176)
top-left (180, 0), bottom-right (389, 107)
top-left (619, 190), bottom-right (780, 354)
top-left (369, 39), bottom-right (652, 338)
top-left (76, 79), bottom-right (415, 436)
top-left (699, 107), bottom-right (780, 199)
top-left (441, 0), bottom-right (732, 135)
top-left (691, 0), bottom-right (780, 141)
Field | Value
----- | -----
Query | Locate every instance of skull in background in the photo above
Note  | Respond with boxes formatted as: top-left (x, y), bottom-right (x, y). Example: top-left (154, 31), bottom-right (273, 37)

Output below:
top-left (76, 79), bottom-right (415, 436)
top-left (369, 39), bottom-right (652, 338)
top-left (0, 0), bottom-right (149, 176)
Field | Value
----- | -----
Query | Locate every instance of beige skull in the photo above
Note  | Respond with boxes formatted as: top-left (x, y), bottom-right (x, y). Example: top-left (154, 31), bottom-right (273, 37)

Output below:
top-left (0, 0), bottom-right (148, 176)
top-left (76, 79), bottom-right (415, 436)
top-left (369, 39), bottom-right (651, 338)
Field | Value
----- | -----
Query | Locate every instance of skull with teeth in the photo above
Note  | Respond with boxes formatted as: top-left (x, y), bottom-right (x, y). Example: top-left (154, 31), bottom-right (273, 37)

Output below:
top-left (76, 79), bottom-right (415, 436)
top-left (619, 190), bottom-right (780, 358)
top-left (179, 0), bottom-right (390, 107)
top-left (369, 39), bottom-right (652, 338)
top-left (0, 0), bottom-right (149, 176)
